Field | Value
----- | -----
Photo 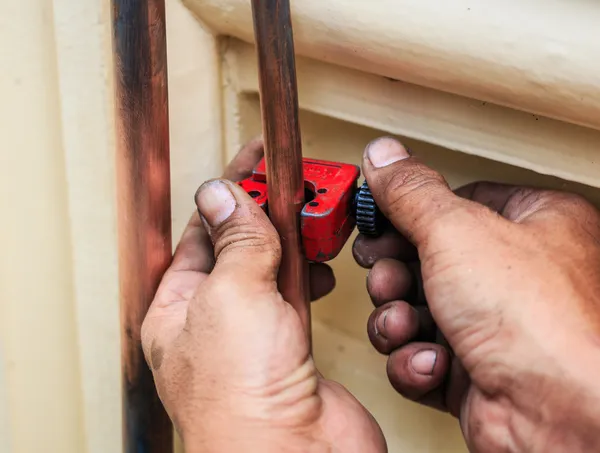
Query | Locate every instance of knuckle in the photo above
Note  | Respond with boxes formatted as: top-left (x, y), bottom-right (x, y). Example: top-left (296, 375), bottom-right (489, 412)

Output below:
top-left (501, 187), bottom-right (550, 221)
top-left (552, 192), bottom-right (600, 236)
top-left (508, 187), bottom-right (546, 209)
top-left (382, 163), bottom-right (447, 214)
top-left (214, 215), bottom-right (282, 261)
top-left (453, 181), bottom-right (481, 200)
top-left (507, 187), bottom-right (598, 223)
top-left (553, 191), bottom-right (596, 215)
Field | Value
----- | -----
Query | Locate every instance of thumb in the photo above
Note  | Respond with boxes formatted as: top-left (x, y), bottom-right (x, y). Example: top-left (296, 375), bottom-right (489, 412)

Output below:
top-left (363, 137), bottom-right (476, 247)
top-left (195, 179), bottom-right (281, 290)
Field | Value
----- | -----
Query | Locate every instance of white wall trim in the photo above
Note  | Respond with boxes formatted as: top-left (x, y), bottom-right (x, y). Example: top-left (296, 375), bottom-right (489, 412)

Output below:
top-left (186, 0), bottom-right (600, 131)
top-left (224, 40), bottom-right (600, 190)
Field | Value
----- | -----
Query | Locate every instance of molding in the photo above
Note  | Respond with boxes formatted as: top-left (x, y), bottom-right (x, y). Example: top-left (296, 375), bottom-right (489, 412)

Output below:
top-left (224, 40), bottom-right (600, 190)
top-left (220, 38), bottom-right (264, 163)
top-left (186, 0), bottom-right (600, 131)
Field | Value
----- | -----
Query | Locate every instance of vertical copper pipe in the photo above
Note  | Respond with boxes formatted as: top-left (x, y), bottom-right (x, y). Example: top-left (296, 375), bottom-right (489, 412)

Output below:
top-left (112, 1), bottom-right (173, 452)
top-left (251, 0), bottom-right (311, 338)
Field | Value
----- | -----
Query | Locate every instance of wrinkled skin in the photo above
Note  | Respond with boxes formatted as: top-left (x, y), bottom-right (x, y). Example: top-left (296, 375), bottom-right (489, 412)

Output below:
top-left (142, 136), bottom-right (600, 453)
top-left (141, 138), bottom-right (385, 453)
top-left (353, 137), bottom-right (600, 452)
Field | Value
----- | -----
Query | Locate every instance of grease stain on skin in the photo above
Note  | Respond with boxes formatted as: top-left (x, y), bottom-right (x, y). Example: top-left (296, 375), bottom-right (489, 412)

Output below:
top-left (151, 341), bottom-right (164, 370)
top-left (375, 309), bottom-right (389, 339)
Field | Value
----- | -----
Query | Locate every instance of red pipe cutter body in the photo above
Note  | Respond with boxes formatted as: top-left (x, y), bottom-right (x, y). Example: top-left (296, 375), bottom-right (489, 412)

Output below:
top-left (239, 157), bottom-right (384, 263)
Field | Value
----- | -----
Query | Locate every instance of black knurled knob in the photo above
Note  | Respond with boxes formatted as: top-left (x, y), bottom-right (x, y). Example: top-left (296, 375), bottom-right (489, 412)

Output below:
top-left (354, 181), bottom-right (386, 237)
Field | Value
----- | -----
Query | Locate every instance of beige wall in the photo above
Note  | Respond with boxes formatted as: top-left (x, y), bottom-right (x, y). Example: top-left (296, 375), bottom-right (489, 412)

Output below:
top-left (0, 1), bottom-right (221, 452)
top-left (1, 1), bottom-right (85, 452)
top-left (2, 1), bottom-right (600, 453)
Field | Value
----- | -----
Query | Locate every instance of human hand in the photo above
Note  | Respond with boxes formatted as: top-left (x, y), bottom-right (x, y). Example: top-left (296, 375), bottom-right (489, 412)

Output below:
top-left (142, 140), bottom-right (386, 453)
top-left (353, 137), bottom-right (600, 452)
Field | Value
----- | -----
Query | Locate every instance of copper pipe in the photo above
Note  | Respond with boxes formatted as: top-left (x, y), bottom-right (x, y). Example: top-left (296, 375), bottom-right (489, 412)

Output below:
top-left (251, 0), bottom-right (311, 338)
top-left (111, 1), bottom-right (173, 452)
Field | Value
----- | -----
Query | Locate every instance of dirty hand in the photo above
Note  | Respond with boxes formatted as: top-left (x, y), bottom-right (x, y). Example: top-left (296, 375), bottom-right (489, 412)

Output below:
top-left (142, 140), bottom-right (385, 453)
top-left (353, 137), bottom-right (600, 452)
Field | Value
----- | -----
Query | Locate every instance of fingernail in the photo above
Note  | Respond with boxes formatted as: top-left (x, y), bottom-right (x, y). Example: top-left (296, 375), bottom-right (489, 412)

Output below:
top-left (374, 309), bottom-right (390, 339)
top-left (366, 137), bottom-right (410, 168)
top-left (410, 349), bottom-right (437, 376)
top-left (195, 180), bottom-right (237, 228)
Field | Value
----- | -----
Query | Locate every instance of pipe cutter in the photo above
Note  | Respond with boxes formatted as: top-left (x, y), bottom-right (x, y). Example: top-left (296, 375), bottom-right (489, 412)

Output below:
top-left (239, 157), bottom-right (386, 263)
